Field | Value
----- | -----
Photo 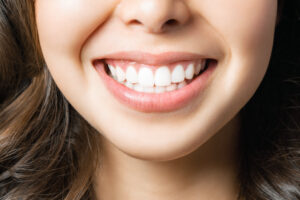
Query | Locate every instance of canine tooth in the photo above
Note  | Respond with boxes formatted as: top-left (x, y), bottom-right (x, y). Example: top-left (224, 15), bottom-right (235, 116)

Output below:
top-left (154, 66), bottom-right (171, 86)
top-left (166, 84), bottom-right (177, 92)
top-left (194, 63), bottom-right (202, 75)
top-left (138, 67), bottom-right (154, 87)
top-left (155, 86), bottom-right (166, 93)
top-left (116, 66), bottom-right (126, 82)
top-left (133, 83), bottom-right (144, 92)
top-left (171, 65), bottom-right (185, 83)
top-left (185, 64), bottom-right (194, 80)
top-left (178, 81), bottom-right (187, 89)
top-left (108, 64), bottom-right (116, 77)
top-left (126, 66), bottom-right (138, 83)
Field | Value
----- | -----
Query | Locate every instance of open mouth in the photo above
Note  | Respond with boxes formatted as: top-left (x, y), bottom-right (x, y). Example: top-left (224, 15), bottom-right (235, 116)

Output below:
top-left (92, 52), bottom-right (217, 112)
top-left (100, 58), bottom-right (214, 94)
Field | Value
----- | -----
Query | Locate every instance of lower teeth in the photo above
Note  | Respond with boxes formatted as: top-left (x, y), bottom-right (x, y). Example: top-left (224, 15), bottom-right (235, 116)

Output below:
top-left (119, 80), bottom-right (188, 93)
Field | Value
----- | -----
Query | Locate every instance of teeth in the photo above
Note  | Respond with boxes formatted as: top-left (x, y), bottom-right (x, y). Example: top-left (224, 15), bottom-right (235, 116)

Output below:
top-left (155, 86), bottom-right (166, 93)
top-left (125, 81), bottom-right (134, 89)
top-left (185, 64), bottom-right (195, 80)
top-left (116, 66), bottom-right (126, 82)
top-left (138, 67), bottom-right (154, 87)
top-left (194, 63), bottom-right (201, 76)
top-left (108, 64), bottom-right (116, 77)
top-left (171, 65), bottom-right (185, 83)
top-left (154, 66), bottom-right (171, 86)
top-left (166, 84), bottom-right (177, 92)
top-left (126, 66), bottom-right (138, 83)
top-left (144, 86), bottom-right (154, 93)
top-left (106, 59), bottom-right (208, 93)
top-left (178, 81), bottom-right (187, 89)
top-left (134, 83), bottom-right (144, 92)
top-left (131, 82), bottom-right (183, 93)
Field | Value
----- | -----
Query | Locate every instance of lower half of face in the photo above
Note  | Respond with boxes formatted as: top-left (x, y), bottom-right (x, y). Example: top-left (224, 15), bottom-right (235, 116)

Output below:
top-left (35, 0), bottom-right (277, 161)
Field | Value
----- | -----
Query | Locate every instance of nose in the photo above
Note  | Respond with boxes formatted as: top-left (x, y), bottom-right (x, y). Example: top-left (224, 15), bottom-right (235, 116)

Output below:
top-left (116, 0), bottom-right (191, 33)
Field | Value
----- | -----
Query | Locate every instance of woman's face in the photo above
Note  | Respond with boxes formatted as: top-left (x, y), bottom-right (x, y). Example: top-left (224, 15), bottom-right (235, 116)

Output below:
top-left (35, 0), bottom-right (277, 161)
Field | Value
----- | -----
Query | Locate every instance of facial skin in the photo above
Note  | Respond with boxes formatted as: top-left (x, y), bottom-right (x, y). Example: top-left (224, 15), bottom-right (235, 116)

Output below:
top-left (35, 1), bottom-right (277, 199)
top-left (35, 0), bottom-right (277, 162)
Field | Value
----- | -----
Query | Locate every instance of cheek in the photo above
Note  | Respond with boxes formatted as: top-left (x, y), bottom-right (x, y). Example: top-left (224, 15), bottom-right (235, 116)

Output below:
top-left (221, 0), bottom-right (277, 94)
top-left (35, 0), bottom-right (119, 102)
top-left (190, 0), bottom-right (277, 113)
top-left (35, 0), bottom-right (118, 57)
top-left (194, 0), bottom-right (277, 53)
top-left (224, 1), bottom-right (277, 108)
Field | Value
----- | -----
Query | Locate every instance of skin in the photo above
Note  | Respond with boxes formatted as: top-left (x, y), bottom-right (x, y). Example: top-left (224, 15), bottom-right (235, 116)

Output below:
top-left (35, 0), bottom-right (277, 199)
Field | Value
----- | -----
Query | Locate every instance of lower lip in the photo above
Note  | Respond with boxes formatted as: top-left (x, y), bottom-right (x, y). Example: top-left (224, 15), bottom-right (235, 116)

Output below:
top-left (94, 61), bottom-right (217, 113)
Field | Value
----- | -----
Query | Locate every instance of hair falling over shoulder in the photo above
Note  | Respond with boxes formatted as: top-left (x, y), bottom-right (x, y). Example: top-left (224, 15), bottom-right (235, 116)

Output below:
top-left (0, 1), bottom-right (100, 199)
top-left (0, 0), bottom-right (299, 200)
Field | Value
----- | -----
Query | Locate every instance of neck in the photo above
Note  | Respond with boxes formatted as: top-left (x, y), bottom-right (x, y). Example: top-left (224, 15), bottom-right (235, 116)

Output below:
top-left (93, 115), bottom-right (241, 200)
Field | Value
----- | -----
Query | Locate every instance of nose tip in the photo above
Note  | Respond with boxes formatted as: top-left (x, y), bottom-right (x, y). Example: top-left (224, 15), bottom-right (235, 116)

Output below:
top-left (117, 0), bottom-right (191, 33)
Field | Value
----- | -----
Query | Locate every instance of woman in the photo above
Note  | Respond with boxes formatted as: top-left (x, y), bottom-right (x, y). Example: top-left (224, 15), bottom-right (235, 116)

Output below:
top-left (0, 0), bottom-right (299, 199)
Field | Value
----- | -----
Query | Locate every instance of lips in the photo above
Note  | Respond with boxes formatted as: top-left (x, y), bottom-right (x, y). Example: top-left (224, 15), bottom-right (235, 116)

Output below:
top-left (92, 52), bottom-right (217, 113)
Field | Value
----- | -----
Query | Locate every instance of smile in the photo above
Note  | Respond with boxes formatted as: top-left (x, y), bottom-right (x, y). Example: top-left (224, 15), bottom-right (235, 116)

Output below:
top-left (93, 51), bottom-right (217, 113)
top-left (105, 59), bottom-right (207, 93)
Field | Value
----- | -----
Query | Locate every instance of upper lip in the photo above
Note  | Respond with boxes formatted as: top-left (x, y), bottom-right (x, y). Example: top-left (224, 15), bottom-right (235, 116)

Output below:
top-left (92, 51), bottom-right (212, 66)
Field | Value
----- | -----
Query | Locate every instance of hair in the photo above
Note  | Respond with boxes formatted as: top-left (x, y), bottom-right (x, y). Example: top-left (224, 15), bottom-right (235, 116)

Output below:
top-left (0, 0), bottom-right (299, 199)
top-left (238, 0), bottom-right (300, 199)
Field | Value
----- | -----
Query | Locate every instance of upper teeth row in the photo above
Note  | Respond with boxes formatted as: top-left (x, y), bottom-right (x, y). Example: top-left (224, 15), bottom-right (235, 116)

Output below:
top-left (107, 61), bottom-right (206, 87)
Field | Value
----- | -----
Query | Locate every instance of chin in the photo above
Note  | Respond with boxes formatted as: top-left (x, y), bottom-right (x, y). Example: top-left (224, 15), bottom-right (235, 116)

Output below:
top-left (99, 128), bottom-right (210, 162)
top-left (118, 143), bottom-right (199, 162)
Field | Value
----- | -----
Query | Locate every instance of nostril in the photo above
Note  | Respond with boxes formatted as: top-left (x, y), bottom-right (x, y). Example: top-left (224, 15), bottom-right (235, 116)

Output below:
top-left (126, 18), bottom-right (180, 33)
top-left (165, 19), bottom-right (179, 26)
top-left (161, 19), bottom-right (180, 31)
top-left (128, 19), bottom-right (143, 25)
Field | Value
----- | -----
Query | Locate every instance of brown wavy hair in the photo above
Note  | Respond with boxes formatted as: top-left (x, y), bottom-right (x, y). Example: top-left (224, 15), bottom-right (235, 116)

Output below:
top-left (0, 0), bottom-right (299, 199)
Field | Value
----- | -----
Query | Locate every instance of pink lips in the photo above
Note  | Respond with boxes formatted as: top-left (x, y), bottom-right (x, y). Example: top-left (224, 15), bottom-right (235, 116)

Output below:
top-left (93, 52), bottom-right (217, 113)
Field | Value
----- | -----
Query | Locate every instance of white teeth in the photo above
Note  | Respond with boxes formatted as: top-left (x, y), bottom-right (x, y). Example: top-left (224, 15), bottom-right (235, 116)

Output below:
top-left (178, 81), bottom-right (187, 89)
top-left (155, 86), bottom-right (166, 93)
top-left (125, 82), bottom-right (134, 89)
top-left (107, 60), bottom-right (207, 93)
top-left (144, 87), bottom-right (154, 93)
top-left (138, 67), bottom-right (154, 87)
top-left (126, 66), bottom-right (138, 83)
top-left (194, 63), bottom-right (201, 75)
top-left (171, 65), bottom-right (185, 83)
top-left (185, 64), bottom-right (195, 80)
top-left (126, 80), bottom-right (187, 93)
top-left (166, 84), bottom-right (177, 92)
top-left (116, 66), bottom-right (126, 82)
top-left (133, 83), bottom-right (144, 92)
top-left (154, 66), bottom-right (171, 86)
top-left (108, 64), bottom-right (116, 77)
